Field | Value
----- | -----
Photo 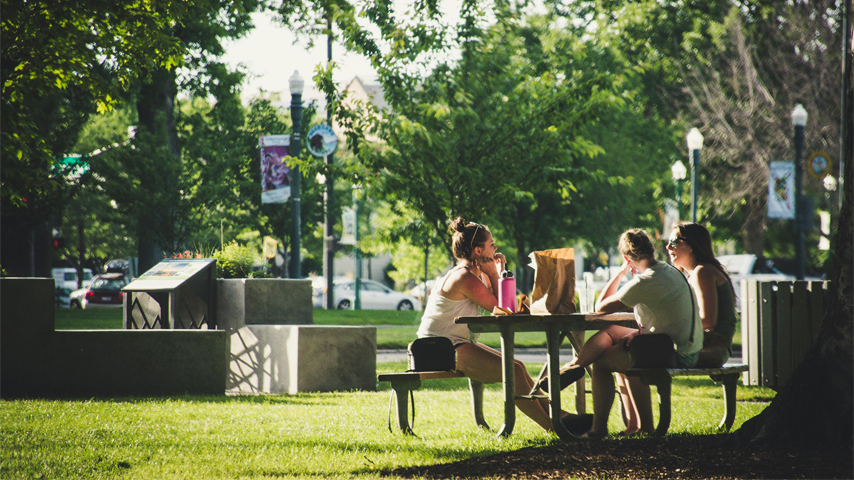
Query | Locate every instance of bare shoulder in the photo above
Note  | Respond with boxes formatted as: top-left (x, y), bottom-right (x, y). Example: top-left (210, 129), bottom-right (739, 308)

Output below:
top-left (695, 263), bottom-right (727, 286)
top-left (442, 267), bottom-right (480, 297)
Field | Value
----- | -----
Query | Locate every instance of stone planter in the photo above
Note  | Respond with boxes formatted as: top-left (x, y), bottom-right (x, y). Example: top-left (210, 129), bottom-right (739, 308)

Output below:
top-left (217, 278), bottom-right (313, 330)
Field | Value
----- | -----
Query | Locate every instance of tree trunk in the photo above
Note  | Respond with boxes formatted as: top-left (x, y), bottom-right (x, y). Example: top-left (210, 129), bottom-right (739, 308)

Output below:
top-left (135, 67), bottom-right (179, 272)
top-left (741, 191), bottom-right (766, 256)
top-left (736, 19), bottom-right (853, 445)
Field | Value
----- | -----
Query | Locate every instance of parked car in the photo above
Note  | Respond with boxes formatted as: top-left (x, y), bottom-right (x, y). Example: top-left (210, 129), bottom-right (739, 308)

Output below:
top-left (69, 273), bottom-right (128, 309)
top-left (332, 278), bottom-right (422, 311)
top-left (312, 276), bottom-right (423, 310)
top-left (52, 267), bottom-right (94, 291)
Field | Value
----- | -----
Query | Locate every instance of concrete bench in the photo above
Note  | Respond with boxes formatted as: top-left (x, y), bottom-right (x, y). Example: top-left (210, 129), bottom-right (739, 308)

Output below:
top-left (624, 363), bottom-right (749, 436)
top-left (377, 371), bottom-right (490, 435)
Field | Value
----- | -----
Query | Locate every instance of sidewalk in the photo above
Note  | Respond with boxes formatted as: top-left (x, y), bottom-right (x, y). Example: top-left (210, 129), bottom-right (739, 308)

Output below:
top-left (378, 347), bottom-right (743, 365)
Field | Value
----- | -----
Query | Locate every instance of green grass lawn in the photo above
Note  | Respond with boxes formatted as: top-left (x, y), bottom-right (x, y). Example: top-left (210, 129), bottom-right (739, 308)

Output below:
top-left (0, 359), bottom-right (775, 479)
top-left (7, 309), bottom-right (767, 479)
top-left (54, 308), bottom-right (744, 351)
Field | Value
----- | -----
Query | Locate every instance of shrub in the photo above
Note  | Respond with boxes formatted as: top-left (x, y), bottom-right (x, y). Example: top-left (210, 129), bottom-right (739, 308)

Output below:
top-left (213, 241), bottom-right (258, 278)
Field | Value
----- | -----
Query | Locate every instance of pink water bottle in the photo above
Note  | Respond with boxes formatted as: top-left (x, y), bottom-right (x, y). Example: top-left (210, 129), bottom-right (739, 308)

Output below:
top-left (498, 270), bottom-right (516, 313)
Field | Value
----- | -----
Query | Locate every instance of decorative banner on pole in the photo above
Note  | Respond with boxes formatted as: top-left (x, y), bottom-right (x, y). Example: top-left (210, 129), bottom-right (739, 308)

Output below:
top-left (259, 135), bottom-right (291, 204)
top-left (768, 161), bottom-right (795, 219)
top-left (306, 124), bottom-right (338, 157)
top-left (340, 207), bottom-right (356, 245)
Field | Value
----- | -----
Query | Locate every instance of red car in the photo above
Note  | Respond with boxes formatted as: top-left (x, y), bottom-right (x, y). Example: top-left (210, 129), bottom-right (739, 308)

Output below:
top-left (69, 273), bottom-right (128, 309)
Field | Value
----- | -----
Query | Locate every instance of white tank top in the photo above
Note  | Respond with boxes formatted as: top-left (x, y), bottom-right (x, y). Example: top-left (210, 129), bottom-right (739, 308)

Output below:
top-left (416, 267), bottom-right (483, 345)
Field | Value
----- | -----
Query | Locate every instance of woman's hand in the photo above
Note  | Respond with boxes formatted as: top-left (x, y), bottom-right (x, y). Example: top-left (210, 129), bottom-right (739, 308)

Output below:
top-left (619, 330), bottom-right (640, 350)
top-left (621, 257), bottom-right (637, 276)
top-left (479, 253), bottom-right (501, 278)
top-left (493, 252), bottom-right (507, 273)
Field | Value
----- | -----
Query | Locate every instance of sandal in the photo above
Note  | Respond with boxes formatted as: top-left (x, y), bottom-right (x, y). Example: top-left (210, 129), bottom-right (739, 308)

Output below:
top-left (535, 364), bottom-right (586, 393)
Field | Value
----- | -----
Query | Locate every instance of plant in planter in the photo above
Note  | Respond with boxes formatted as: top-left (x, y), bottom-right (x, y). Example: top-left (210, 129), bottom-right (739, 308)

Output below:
top-left (212, 241), bottom-right (273, 279)
top-left (214, 241), bottom-right (311, 328)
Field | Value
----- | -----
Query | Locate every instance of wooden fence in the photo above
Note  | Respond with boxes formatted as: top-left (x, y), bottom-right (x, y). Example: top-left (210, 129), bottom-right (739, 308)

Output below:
top-left (740, 280), bottom-right (829, 389)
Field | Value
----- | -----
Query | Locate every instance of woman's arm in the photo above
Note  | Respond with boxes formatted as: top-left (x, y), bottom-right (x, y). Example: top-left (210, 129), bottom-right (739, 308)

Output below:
top-left (595, 261), bottom-right (632, 313)
top-left (459, 272), bottom-right (500, 311)
top-left (691, 264), bottom-right (719, 331)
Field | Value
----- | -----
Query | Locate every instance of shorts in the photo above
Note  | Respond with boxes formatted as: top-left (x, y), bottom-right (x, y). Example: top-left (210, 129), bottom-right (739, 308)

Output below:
top-left (674, 351), bottom-right (699, 368)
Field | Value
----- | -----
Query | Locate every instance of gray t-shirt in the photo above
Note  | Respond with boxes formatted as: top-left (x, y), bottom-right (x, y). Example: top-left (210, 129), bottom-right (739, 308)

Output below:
top-left (618, 262), bottom-right (702, 357)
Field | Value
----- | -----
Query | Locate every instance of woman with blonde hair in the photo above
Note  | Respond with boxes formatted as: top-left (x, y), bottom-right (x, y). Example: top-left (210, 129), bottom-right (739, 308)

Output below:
top-left (535, 228), bottom-right (702, 437)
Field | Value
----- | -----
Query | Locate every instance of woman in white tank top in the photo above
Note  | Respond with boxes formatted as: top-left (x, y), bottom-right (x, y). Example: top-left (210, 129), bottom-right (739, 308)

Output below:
top-left (416, 217), bottom-right (588, 433)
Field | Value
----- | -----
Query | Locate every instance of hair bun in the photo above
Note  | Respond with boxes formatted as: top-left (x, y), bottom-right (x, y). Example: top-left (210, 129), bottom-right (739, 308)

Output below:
top-left (449, 217), bottom-right (467, 233)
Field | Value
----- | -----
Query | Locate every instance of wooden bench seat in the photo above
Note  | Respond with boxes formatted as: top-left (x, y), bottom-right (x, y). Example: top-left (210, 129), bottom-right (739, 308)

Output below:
top-left (624, 363), bottom-right (749, 436)
top-left (377, 371), bottom-right (489, 435)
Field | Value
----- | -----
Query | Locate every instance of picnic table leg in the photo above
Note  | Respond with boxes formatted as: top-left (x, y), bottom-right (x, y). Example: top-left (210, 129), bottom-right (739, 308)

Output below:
top-left (497, 327), bottom-right (516, 437)
top-left (637, 373), bottom-right (672, 437)
top-left (567, 331), bottom-right (587, 414)
top-left (547, 325), bottom-right (577, 441)
top-left (469, 379), bottom-right (490, 430)
top-left (713, 373), bottom-right (740, 431)
top-left (390, 380), bottom-right (420, 435)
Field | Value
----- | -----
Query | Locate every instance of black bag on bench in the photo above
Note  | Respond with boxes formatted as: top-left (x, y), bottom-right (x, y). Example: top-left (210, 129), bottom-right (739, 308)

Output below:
top-left (629, 333), bottom-right (676, 368)
top-left (407, 337), bottom-right (456, 372)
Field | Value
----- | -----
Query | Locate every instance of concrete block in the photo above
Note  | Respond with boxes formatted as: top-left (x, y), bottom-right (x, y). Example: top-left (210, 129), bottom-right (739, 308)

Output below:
top-left (47, 330), bottom-right (227, 397)
top-left (217, 279), bottom-right (313, 330)
top-left (1, 277), bottom-right (227, 398)
top-left (228, 325), bottom-right (376, 394)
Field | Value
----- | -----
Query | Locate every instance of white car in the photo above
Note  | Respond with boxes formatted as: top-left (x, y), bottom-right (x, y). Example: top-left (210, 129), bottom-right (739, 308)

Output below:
top-left (332, 279), bottom-right (422, 311)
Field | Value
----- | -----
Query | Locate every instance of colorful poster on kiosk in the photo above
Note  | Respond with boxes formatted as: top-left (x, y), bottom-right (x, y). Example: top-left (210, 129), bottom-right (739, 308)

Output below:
top-left (260, 135), bottom-right (291, 204)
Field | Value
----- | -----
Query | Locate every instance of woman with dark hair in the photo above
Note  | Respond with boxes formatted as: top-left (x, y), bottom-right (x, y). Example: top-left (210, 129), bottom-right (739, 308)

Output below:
top-left (417, 217), bottom-right (587, 433)
top-left (535, 228), bottom-right (701, 438)
top-left (667, 221), bottom-right (738, 367)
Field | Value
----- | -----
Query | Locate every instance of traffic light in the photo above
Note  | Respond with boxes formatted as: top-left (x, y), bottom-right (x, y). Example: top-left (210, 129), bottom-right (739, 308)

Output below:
top-left (52, 237), bottom-right (65, 249)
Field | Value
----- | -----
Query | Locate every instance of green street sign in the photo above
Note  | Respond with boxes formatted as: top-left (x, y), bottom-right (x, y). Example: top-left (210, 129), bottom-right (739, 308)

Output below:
top-left (52, 154), bottom-right (89, 178)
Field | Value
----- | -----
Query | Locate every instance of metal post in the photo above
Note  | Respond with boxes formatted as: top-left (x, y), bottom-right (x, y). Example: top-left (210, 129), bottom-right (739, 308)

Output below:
top-left (691, 149), bottom-right (700, 223)
top-left (324, 13), bottom-right (336, 308)
top-left (675, 180), bottom-right (683, 220)
top-left (354, 186), bottom-right (361, 310)
top-left (289, 90), bottom-right (302, 279)
top-left (794, 123), bottom-right (806, 280)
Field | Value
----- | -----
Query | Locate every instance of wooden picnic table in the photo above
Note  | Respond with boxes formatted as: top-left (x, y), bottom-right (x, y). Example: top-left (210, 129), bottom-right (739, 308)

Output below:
top-left (455, 312), bottom-right (637, 442)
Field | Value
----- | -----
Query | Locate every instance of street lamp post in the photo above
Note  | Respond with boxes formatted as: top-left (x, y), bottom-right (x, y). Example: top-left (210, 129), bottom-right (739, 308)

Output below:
top-left (686, 128), bottom-right (704, 223)
top-left (353, 185), bottom-right (362, 310)
top-left (288, 70), bottom-right (304, 279)
top-left (671, 160), bottom-right (687, 220)
top-left (792, 103), bottom-right (808, 280)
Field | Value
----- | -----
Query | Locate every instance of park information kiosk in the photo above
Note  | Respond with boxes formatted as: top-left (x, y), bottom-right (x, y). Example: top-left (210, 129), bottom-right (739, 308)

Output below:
top-left (123, 259), bottom-right (217, 330)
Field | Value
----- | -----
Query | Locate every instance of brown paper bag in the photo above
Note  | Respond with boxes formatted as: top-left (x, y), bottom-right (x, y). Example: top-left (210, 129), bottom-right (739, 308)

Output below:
top-left (529, 248), bottom-right (577, 315)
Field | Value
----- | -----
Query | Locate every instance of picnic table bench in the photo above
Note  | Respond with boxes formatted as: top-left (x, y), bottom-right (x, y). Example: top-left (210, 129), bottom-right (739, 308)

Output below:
top-left (377, 371), bottom-right (490, 435)
top-left (624, 363), bottom-right (749, 436)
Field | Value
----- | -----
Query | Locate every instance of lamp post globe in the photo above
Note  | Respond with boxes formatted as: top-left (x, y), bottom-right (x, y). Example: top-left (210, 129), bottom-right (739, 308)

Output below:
top-left (686, 128), bottom-right (704, 223)
top-left (288, 70), bottom-right (304, 279)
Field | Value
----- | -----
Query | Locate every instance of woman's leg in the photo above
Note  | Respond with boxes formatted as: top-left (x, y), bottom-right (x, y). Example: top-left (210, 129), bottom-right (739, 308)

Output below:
top-left (569, 325), bottom-right (637, 368)
top-left (625, 376), bottom-right (653, 434)
top-left (456, 343), bottom-right (560, 431)
top-left (615, 373), bottom-right (641, 434)
top-left (588, 345), bottom-right (632, 437)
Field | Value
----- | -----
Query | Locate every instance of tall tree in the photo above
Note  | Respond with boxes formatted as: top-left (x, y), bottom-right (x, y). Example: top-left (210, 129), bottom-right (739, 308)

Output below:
top-left (736, 21), bottom-right (852, 441)
top-left (330, 4), bottom-right (629, 274)
top-left (591, 0), bottom-right (844, 261)
top-left (0, 0), bottom-right (183, 276)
